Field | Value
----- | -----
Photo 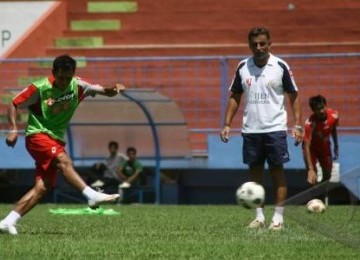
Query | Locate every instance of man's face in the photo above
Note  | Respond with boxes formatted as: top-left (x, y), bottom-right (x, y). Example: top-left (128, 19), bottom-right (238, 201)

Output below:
top-left (109, 145), bottom-right (118, 156)
top-left (52, 68), bottom-right (75, 90)
top-left (312, 103), bottom-right (327, 121)
top-left (127, 151), bottom-right (136, 162)
top-left (249, 34), bottom-right (271, 63)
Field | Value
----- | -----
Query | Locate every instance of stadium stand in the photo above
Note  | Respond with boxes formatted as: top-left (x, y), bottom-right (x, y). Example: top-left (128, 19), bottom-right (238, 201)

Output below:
top-left (1, 0), bottom-right (359, 153)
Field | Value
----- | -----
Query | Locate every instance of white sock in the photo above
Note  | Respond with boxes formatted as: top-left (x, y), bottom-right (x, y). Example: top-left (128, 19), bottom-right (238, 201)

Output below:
top-left (2, 210), bottom-right (21, 226)
top-left (256, 207), bottom-right (265, 222)
top-left (272, 207), bottom-right (285, 224)
top-left (82, 186), bottom-right (99, 200)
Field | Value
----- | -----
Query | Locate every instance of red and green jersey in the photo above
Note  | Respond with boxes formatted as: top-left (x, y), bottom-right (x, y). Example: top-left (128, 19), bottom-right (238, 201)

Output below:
top-left (13, 76), bottom-right (102, 142)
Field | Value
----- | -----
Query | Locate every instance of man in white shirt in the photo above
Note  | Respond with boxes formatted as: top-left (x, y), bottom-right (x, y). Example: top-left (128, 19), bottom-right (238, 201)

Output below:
top-left (220, 27), bottom-right (303, 230)
top-left (90, 141), bottom-right (128, 189)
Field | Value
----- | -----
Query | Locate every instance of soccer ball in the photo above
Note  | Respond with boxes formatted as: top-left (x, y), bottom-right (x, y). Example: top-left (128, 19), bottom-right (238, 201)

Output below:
top-left (307, 199), bottom-right (326, 213)
top-left (236, 182), bottom-right (265, 209)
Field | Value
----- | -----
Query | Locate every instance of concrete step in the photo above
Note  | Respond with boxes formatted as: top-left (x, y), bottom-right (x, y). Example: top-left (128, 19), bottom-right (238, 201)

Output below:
top-left (67, 9), bottom-right (360, 30)
top-left (60, 27), bottom-right (360, 45)
top-left (70, 19), bottom-right (121, 31)
top-left (65, 0), bottom-right (360, 13)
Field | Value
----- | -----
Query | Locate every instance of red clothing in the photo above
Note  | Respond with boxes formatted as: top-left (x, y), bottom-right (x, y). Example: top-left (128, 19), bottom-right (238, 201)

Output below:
top-left (26, 133), bottom-right (66, 187)
top-left (304, 108), bottom-right (339, 171)
top-left (14, 76), bottom-right (102, 186)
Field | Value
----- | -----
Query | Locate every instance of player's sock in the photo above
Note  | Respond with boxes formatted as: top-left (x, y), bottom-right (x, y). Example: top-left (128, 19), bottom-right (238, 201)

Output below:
top-left (82, 186), bottom-right (99, 200)
top-left (256, 207), bottom-right (265, 222)
top-left (2, 210), bottom-right (21, 226)
top-left (272, 206), bottom-right (284, 224)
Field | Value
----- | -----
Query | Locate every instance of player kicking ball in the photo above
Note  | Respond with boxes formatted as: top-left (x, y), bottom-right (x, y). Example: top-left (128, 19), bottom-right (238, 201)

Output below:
top-left (0, 55), bottom-right (124, 235)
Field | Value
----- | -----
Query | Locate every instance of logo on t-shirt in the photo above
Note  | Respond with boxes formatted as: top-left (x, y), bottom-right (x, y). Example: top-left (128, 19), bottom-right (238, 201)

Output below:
top-left (246, 78), bottom-right (252, 87)
top-left (44, 92), bottom-right (75, 106)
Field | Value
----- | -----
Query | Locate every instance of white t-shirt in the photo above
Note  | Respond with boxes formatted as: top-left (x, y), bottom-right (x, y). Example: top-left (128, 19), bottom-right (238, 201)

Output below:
top-left (229, 54), bottom-right (298, 133)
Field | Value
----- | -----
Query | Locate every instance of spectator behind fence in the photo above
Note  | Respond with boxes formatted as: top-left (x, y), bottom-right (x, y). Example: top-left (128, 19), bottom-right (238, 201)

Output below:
top-left (89, 141), bottom-right (128, 189)
top-left (118, 146), bottom-right (144, 203)
top-left (88, 141), bottom-right (128, 188)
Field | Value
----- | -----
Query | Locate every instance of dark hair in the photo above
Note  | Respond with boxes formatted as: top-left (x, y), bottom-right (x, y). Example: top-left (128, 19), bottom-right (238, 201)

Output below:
top-left (248, 27), bottom-right (271, 42)
top-left (53, 54), bottom-right (76, 73)
top-left (108, 141), bottom-right (119, 149)
top-left (126, 146), bottom-right (137, 154)
top-left (309, 95), bottom-right (327, 110)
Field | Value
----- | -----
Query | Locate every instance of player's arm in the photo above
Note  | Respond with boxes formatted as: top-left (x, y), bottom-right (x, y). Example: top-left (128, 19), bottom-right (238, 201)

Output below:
top-left (332, 124), bottom-right (339, 160)
top-left (221, 64), bottom-right (243, 143)
top-left (221, 92), bottom-right (242, 142)
top-left (303, 123), bottom-right (316, 185)
top-left (287, 91), bottom-right (303, 145)
top-left (99, 83), bottom-right (126, 97)
top-left (6, 102), bottom-right (18, 147)
top-left (6, 85), bottom-right (38, 147)
top-left (77, 78), bottom-right (125, 98)
top-left (281, 62), bottom-right (302, 144)
top-left (303, 140), bottom-right (317, 185)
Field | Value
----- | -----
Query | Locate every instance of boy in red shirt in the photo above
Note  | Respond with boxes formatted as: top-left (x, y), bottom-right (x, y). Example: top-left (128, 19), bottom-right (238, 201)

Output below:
top-left (303, 95), bottom-right (339, 185)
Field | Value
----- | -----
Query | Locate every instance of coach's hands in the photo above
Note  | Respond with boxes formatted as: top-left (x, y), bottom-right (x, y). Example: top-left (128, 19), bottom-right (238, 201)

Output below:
top-left (292, 125), bottom-right (303, 146)
top-left (6, 130), bottom-right (18, 147)
top-left (220, 126), bottom-right (230, 143)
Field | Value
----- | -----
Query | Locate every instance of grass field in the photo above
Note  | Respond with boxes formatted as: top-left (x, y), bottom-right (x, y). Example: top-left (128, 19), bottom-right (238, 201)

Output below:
top-left (1, 204), bottom-right (360, 259)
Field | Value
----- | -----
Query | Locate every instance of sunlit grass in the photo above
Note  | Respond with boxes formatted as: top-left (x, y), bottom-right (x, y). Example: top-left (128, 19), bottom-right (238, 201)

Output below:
top-left (0, 204), bottom-right (359, 259)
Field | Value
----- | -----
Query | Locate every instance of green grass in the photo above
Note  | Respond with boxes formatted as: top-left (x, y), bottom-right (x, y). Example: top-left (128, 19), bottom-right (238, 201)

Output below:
top-left (0, 204), bottom-right (360, 259)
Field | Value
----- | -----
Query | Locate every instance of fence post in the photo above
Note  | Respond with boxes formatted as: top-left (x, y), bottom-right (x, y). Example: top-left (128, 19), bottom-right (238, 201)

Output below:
top-left (220, 57), bottom-right (229, 127)
top-left (122, 92), bottom-right (162, 204)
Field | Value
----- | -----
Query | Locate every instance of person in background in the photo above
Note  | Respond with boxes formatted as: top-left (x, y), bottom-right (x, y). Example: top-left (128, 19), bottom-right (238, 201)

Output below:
top-left (89, 141), bottom-right (128, 189)
top-left (118, 146), bottom-right (143, 203)
top-left (303, 95), bottom-right (339, 186)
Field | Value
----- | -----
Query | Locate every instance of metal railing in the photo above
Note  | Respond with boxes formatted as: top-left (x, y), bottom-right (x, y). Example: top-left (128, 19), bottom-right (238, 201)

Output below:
top-left (1, 53), bottom-right (360, 154)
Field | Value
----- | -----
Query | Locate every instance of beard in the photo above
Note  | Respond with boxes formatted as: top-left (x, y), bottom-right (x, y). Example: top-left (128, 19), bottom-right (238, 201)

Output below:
top-left (254, 52), bottom-right (269, 64)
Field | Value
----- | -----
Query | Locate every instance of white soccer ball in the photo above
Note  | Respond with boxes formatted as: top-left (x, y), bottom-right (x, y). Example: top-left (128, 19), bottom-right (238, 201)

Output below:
top-left (236, 182), bottom-right (265, 209)
top-left (307, 199), bottom-right (326, 213)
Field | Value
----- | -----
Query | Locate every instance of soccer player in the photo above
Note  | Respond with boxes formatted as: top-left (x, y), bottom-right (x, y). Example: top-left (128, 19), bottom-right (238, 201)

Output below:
top-left (303, 95), bottom-right (339, 185)
top-left (220, 27), bottom-right (302, 230)
top-left (0, 55), bottom-right (125, 235)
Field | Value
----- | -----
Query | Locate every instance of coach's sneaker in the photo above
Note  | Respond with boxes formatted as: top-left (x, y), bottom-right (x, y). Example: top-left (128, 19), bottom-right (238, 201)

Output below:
top-left (248, 219), bottom-right (265, 229)
top-left (268, 221), bottom-right (284, 231)
top-left (0, 221), bottom-right (18, 235)
top-left (88, 193), bottom-right (120, 209)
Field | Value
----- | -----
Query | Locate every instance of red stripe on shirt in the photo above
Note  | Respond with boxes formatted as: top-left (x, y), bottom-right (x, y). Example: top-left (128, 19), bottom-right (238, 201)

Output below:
top-left (13, 84), bottom-right (42, 115)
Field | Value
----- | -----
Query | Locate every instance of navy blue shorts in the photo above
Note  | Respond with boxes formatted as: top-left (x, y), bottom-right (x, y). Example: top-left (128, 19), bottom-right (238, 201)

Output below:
top-left (242, 131), bottom-right (289, 167)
